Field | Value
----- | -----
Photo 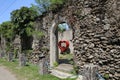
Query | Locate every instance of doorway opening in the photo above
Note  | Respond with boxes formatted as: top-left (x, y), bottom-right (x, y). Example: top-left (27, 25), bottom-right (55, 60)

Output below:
top-left (57, 23), bottom-right (73, 65)
top-left (50, 22), bottom-right (73, 67)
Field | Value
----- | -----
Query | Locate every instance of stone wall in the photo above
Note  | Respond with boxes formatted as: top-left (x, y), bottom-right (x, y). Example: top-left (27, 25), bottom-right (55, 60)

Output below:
top-left (72, 0), bottom-right (120, 80)
top-left (73, 26), bottom-right (120, 80)
top-left (31, 14), bottom-right (52, 64)
top-left (33, 0), bottom-right (120, 79)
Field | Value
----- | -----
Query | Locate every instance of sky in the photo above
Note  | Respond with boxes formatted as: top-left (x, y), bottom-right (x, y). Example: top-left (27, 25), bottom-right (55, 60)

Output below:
top-left (0, 0), bottom-right (36, 24)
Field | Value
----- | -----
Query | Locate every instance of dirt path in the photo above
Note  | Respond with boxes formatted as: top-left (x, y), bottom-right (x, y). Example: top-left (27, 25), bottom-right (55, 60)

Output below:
top-left (0, 66), bottom-right (17, 80)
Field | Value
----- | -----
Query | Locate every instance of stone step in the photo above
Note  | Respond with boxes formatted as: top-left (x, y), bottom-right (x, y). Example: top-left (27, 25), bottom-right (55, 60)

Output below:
top-left (55, 63), bottom-right (73, 73)
top-left (50, 69), bottom-right (76, 79)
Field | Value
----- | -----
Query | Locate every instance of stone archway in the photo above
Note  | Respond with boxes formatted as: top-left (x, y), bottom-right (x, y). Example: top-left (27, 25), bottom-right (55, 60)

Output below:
top-left (50, 17), bottom-right (73, 67)
top-left (50, 21), bottom-right (59, 67)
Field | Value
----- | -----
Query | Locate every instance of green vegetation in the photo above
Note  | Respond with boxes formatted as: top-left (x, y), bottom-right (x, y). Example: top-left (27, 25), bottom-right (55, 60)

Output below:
top-left (0, 0), bottom-right (75, 80)
top-left (58, 25), bottom-right (66, 33)
top-left (49, 0), bottom-right (66, 11)
top-left (33, 30), bottom-right (45, 39)
top-left (10, 6), bottom-right (41, 51)
top-left (0, 6), bottom-right (40, 52)
top-left (33, 0), bottom-right (50, 14)
top-left (32, 0), bottom-right (66, 15)
top-left (59, 53), bottom-right (79, 75)
top-left (0, 21), bottom-right (15, 53)
top-left (71, 65), bottom-right (79, 75)
top-left (104, 73), bottom-right (109, 79)
top-left (59, 53), bottom-right (74, 65)
top-left (59, 53), bottom-right (73, 61)
top-left (11, 7), bottom-right (38, 36)
top-left (0, 21), bottom-right (15, 39)
top-left (0, 58), bottom-right (75, 80)
top-left (53, 61), bottom-right (59, 67)
top-left (0, 0), bottom-right (67, 53)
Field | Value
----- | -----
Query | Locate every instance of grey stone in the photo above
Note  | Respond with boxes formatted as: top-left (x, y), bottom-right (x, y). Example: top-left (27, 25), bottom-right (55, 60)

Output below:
top-left (76, 75), bottom-right (83, 80)
top-left (39, 58), bottom-right (49, 75)
top-left (103, 24), bottom-right (110, 30)
top-left (7, 52), bottom-right (13, 62)
top-left (88, 55), bottom-right (94, 59)
top-left (102, 17), bottom-right (109, 24)
top-left (82, 64), bottom-right (98, 80)
top-left (100, 37), bottom-right (107, 40)
top-left (105, 31), bottom-right (113, 38)
top-left (0, 51), bottom-right (5, 58)
top-left (96, 18), bottom-right (100, 22)
top-left (88, 43), bottom-right (95, 48)
top-left (94, 35), bottom-right (103, 38)
top-left (109, 68), bottom-right (116, 74)
top-left (29, 1), bottom-right (120, 79)
top-left (19, 54), bottom-right (26, 66)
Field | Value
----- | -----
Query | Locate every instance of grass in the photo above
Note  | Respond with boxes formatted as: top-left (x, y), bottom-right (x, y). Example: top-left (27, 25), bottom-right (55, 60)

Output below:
top-left (0, 58), bottom-right (76, 80)
top-left (59, 53), bottom-right (73, 60)
top-left (59, 53), bottom-right (74, 65)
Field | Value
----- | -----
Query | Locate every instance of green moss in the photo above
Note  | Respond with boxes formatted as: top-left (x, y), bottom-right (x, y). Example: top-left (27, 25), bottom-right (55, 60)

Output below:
top-left (104, 73), bottom-right (109, 79)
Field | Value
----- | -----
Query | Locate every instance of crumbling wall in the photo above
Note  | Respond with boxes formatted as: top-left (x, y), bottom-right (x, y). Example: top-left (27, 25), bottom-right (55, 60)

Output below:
top-left (33, 0), bottom-right (120, 79)
top-left (72, 0), bottom-right (120, 80)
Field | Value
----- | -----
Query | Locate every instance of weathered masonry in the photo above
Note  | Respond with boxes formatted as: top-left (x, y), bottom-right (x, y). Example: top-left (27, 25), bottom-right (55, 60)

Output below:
top-left (32, 0), bottom-right (120, 80)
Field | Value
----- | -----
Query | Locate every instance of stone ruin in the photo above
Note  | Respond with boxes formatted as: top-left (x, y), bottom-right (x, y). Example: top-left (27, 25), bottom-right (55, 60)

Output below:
top-left (1, 0), bottom-right (117, 79)
top-left (31, 0), bottom-right (120, 79)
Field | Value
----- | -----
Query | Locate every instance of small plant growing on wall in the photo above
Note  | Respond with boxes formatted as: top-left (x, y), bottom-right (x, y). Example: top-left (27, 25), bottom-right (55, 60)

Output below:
top-left (104, 73), bottom-right (109, 80)
top-left (70, 64), bottom-right (79, 75)
top-left (33, 30), bottom-right (44, 39)
top-left (53, 61), bottom-right (59, 67)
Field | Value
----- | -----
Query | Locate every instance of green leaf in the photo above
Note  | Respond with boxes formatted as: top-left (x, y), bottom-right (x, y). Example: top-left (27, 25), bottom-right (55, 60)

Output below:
top-left (11, 7), bottom-right (38, 36)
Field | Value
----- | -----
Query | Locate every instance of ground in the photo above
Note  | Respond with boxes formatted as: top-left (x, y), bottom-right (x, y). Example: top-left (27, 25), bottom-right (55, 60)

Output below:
top-left (0, 66), bottom-right (17, 80)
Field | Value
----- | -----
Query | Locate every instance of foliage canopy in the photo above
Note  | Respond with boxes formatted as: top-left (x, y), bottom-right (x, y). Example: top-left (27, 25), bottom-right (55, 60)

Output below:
top-left (0, 21), bottom-right (15, 40)
top-left (11, 7), bottom-right (38, 36)
top-left (33, 0), bottom-right (66, 15)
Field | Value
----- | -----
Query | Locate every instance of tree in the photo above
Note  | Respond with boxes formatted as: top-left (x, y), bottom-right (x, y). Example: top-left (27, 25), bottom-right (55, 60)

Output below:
top-left (49, 0), bottom-right (65, 11)
top-left (0, 21), bottom-right (15, 40)
top-left (11, 7), bottom-right (38, 36)
top-left (11, 7), bottom-right (38, 50)
top-left (33, 0), bottom-right (50, 14)
top-left (32, 0), bottom-right (66, 15)
top-left (0, 21), bottom-right (15, 52)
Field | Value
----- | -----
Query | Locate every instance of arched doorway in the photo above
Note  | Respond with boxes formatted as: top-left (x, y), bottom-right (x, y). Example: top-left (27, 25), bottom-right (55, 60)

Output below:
top-left (50, 21), bottom-right (73, 67)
